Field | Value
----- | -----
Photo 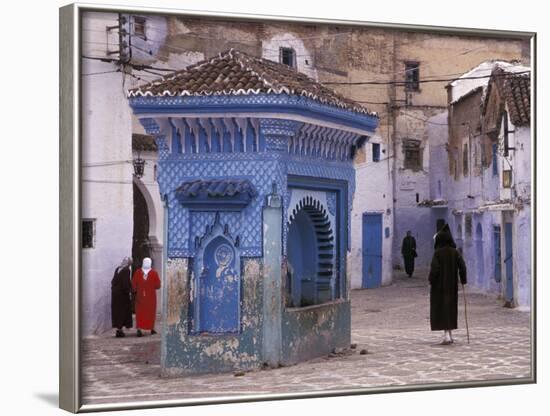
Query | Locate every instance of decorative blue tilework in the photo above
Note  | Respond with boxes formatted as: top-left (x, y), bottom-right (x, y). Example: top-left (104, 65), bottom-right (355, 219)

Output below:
top-left (326, 192), bottom-right (337, 217)
top-left (140, 117), bottom-right (161, 134)
top-left (132, 97), bottom-right (369, 260)
top-left (129, 94), bottom-right (379, 133)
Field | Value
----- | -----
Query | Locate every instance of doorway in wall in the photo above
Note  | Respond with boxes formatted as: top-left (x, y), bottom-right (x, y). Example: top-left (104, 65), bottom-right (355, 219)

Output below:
top-left (475, 223), bottom-right (484, 287)
top-left (362, 213), bottom-right (383, 288)
top-left (504, 221), bottom-right (514, 305)
top-left (132, 182), bottom-right (151, 271)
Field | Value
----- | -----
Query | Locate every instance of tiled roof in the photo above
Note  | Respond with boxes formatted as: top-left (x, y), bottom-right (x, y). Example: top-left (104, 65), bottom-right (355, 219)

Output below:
top-left (132, 133), bottom-right (158, 152)
top-left (175, 179), bottom-right (258, 198)
top-left (128, 49), bottom-right (375, 117)
top-left (483, 66), bottom-right (531, 126)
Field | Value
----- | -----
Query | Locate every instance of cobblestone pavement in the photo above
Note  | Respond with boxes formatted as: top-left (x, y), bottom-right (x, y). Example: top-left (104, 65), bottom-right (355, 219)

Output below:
top-left (82, 270), bottom-right (532, 405)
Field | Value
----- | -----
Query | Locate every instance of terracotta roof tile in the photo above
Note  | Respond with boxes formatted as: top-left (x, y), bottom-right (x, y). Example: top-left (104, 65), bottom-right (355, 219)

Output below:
top-left (128, 49), bottom-right (375, 116)
top-left (483, 66), bottom-right (531, 126)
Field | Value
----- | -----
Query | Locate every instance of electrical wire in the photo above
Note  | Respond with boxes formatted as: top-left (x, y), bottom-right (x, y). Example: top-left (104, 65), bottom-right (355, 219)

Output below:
top-left (322, 71), bottom-right (530, 86)
top-left (82, 69), bottom-right (121, 76)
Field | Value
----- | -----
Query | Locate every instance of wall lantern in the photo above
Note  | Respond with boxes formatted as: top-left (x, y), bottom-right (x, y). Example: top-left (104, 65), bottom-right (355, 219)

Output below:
top-left (133, 152), bottom-right (146, 178)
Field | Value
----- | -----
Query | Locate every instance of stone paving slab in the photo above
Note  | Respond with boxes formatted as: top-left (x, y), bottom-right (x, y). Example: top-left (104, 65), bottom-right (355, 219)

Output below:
top-left (81, 270), bottom-right (532, 405)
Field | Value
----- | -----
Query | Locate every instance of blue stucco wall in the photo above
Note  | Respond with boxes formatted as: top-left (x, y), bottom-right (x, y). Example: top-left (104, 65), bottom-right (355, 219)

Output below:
top-left (133, 100), bottom-right (374, 374)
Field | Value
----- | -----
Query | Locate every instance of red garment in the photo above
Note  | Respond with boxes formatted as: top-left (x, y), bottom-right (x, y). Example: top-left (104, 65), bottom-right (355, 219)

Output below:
top-left (132, 268), bottom-right (161, 330)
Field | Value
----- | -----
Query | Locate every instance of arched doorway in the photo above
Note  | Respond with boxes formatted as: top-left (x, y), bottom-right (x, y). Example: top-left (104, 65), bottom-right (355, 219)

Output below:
top-left (287, 197), bottom-right (335, 307)
top-left (132, 182), bottom-right (151, 271)
top-left (475, 223), bottom-right (484, 286)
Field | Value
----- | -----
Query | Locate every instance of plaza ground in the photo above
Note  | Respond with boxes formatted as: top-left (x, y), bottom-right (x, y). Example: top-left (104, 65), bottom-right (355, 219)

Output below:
top-left (82, 269), bottom-right (532, 405)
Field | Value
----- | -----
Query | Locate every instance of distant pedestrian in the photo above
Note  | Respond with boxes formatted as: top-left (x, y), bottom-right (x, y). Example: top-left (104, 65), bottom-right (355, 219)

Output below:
top-left (429, 224), bottom-right (467, 345)
top-left (132, 257), bottom-right (161, 337)
top-left (111, 257), bottom-right (133, 338)
top-left (401, 231), bottom-right (417, 277)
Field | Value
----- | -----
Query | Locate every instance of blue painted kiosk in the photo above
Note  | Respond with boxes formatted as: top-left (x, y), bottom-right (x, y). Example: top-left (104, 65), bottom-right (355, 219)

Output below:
top-left (127, 50), bottom-right (379, 375)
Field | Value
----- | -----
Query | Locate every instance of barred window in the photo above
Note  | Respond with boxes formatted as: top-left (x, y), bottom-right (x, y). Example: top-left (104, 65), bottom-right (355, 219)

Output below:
top-left (132, 16), bottom-right (147, 38)
top-left (405, 61), bottom-right (420, 91)
top-left (403, 139), bottom-right (422, 170)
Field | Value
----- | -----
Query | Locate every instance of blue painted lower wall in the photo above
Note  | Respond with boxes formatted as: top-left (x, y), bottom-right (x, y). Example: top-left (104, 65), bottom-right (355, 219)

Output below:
top-left (162, 257), bottom-right (264, 376)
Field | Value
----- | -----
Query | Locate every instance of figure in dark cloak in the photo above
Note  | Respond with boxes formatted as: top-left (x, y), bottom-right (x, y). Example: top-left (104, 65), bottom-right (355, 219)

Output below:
top-left (401, 231), bottom-right (417, 277)
top-left (429, 224), bottom-right (467, 344)
top-left (111, 257), bottom-right (133, 337)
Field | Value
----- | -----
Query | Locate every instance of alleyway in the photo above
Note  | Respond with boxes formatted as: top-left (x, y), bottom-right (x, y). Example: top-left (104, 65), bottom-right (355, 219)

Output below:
top-left (82, 270), bottom-right (531, 405)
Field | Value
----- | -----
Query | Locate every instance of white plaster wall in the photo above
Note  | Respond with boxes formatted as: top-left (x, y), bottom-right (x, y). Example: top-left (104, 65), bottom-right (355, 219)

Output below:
top-left (512, 125), bottom-right (532, 308)
top-left (428, 111), bottom-right (504, 298)
top-left (514, 208), bottom-right (531, 308)
top-left (391, 108), bottom-right (439, 271)
top-left (428, 113), bottom-right (449, 201)
top-left (81, 12), bottom-right (140, 335)
top-left (393, 149), bottom-right (432, 269)
top-left (350, 136), bottom-right (394, 288)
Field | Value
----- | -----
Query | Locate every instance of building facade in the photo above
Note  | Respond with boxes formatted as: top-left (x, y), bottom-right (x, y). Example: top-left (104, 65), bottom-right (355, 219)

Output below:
top-left (426, 62), bottom-right (531, 308)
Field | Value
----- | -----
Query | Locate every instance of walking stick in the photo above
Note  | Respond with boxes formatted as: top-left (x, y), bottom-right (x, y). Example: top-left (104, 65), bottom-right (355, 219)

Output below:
top-left (461, 284), bottom-right (470, 344)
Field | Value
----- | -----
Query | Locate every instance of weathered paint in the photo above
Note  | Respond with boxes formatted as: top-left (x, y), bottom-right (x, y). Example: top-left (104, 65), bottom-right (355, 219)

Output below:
top-left (281, 300), bottom-right (351, 365)
top-left (161, 258), bottom-right (263, 376)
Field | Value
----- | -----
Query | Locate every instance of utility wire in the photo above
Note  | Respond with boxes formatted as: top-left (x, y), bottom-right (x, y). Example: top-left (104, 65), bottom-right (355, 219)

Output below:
top-left (322, 71), bottom-right (530, 86)
top-left (81, 55), bottom-right (177, 72)
top-left (82, 69), bottom-right (121, 76)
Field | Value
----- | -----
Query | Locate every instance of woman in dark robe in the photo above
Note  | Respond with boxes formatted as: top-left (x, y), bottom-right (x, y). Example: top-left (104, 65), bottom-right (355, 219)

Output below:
top-left (111, 257), bottom-right (133, 337)
top-left (401, 230), bottom-right (417, 277)
top-left (429, 224), bottom-right (467, 344)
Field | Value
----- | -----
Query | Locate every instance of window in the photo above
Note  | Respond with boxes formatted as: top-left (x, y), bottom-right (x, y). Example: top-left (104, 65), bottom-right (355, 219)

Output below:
top-left (503, 170), bottom-right (512, 188)
top-left (372, 143), bottom-right (381, 162)
top-left (280, 47), bottom-right (296, 68)
top-left (463, 143), bottom-right (469, 176)
top-left (403, 139), bottom-right (422, 170)
top-left (82, 219), bottom-right (95, 249)
top-left (132, 16), bottom-right (147, 38)
top-left (502, 111), bottom-right (510, 157)
top-left (405, 61), bottom-right (420, 91)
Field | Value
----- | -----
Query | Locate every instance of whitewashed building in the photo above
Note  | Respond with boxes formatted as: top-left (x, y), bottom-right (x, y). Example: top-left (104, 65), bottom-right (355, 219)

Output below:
top-left (428, 61), bottom-right (532, 308)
